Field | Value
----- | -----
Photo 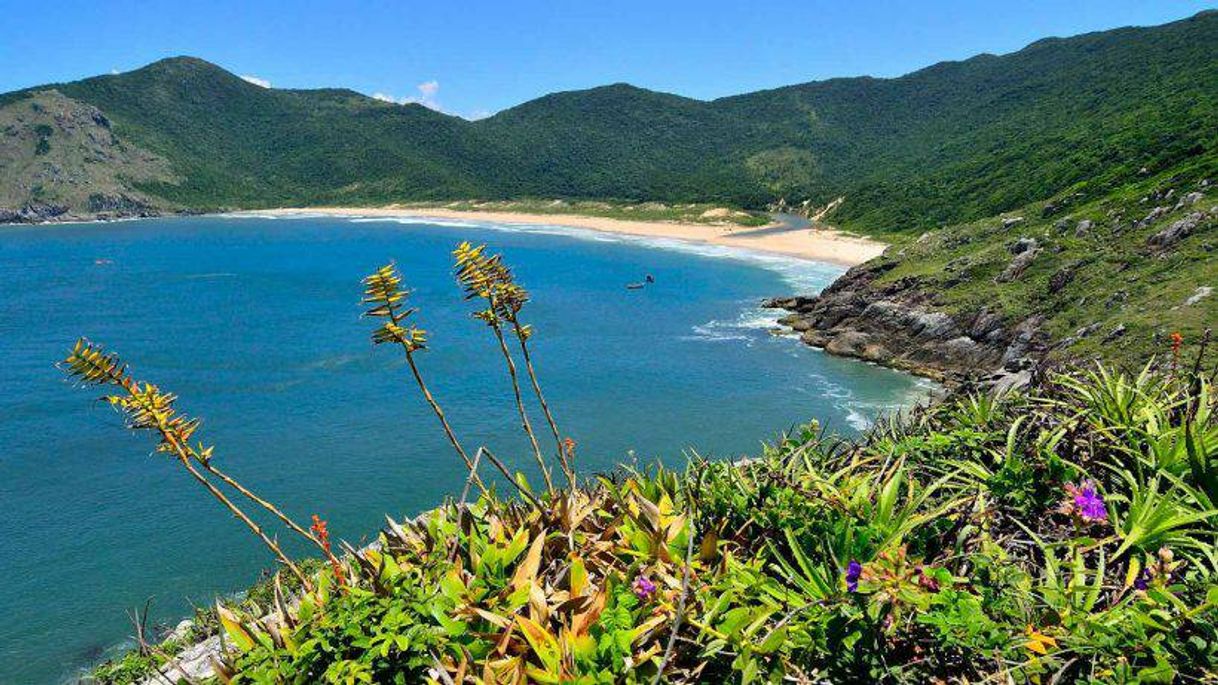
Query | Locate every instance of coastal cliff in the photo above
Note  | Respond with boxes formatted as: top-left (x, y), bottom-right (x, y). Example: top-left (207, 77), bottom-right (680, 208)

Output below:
top-left (765, 170), bottom-right (1216, 384)
top-left (764, 259), bottom-right (1044, 387)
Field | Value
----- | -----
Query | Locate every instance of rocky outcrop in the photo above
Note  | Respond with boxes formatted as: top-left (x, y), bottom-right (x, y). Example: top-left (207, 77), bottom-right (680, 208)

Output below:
top-left (0, 89), bottom-right (177, 223)
top-left (1147, 211), bottom-right (1205, 249)
top-left (764, 261), bottom-right (1045, 384)
top-left (0, 197), bottom-right (163, 224)
top-left (996, 241), bottom-right (1039, 282)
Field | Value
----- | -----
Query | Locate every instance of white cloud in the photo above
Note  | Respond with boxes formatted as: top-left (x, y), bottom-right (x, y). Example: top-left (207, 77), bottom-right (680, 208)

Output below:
top-left (372, 80), bottom-right (492, 120)
top-left (373, 80), bottom-right (442, 111)
top-left (241, 75), bottom-right (272, 88)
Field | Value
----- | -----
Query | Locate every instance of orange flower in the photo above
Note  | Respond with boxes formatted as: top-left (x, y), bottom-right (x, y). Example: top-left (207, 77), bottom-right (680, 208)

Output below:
top-left (311, 514), bottom-right (346, 586)
top-left (310, 514), bottom-right (331, 550)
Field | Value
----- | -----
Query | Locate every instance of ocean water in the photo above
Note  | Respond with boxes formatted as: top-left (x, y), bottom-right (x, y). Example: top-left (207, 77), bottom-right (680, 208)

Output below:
top-left (0, 215), bottom-right (932, 683)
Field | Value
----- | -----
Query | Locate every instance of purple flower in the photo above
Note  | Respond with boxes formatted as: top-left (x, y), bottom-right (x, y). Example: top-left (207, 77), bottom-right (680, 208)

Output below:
top-left (845, 560), bottom-right (863, 592)
top-left (632, 575), bottom-right (656, 600)
top-left (1133, 569), bottom-right (1149, 591)
top-left (1067, 481), bottom-right (1108, 522)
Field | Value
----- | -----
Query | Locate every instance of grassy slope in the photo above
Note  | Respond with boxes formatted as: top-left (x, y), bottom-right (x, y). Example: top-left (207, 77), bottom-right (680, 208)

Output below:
top-left (850, 153), bottom-right (1218, 370)
top-left (0, 90), bottom-right (177, 211)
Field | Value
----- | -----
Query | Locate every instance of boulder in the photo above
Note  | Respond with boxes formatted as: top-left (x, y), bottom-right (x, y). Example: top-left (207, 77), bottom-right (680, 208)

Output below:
top-left (1184, 286), bottom-right (1213, 306)
top-left (1047, 264), bottom-right (1077, 294)
top-left (1001, 216), bottom-right (1025, 229)
top-left (1074, 219), bottom-right (1094, 237)
top-left (969, 308), bottom-right (1005, 342)
top-left (996, 248), bottom-right (1039, 282)
top-left (824, 330), bottom-right (872, 357)
top-left (1009, 237), bottom-right (1038, 255)
top-left (1147, 212), bottom-right (1204, 249)
top-left (1140, 206), bottom-right (1169, 227)
top-left (1103, 324), bottom-right (1127, 343)
top-left (1001, 317), bottom-right (1046, 366)
top-left (1075, 322), bottom-right (1102, 338)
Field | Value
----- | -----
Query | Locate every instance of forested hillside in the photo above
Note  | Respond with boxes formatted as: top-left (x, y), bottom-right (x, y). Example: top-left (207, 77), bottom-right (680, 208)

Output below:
top-left (2, 10), bottom-right (1216, 234)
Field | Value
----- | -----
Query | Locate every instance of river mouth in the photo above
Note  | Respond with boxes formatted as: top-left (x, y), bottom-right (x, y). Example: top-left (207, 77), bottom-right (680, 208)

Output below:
top-left (0, 215), bottom-right (932, 684)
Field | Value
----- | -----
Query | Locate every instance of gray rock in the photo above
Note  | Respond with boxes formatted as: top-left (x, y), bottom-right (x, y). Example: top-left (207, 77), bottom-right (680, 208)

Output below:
top-left (996, 247), bottom-right (1039, 282)
top-left (969, 307), bottom-right (1005, 341)
top-left (1075, 219), bottom-right (1094, 237)
top-left (1075, 322), bottom-right (1102, 338)
top-left (1140, 206), bottom-right (1169, 227)
top-left (1002, 216), bottom-right (1025, 229)
top-left (1184, 286), bottom-right (1213, 306)
top-left (1001, 317), bottom-right (1046, 366)
top-left (1009, 237), bottom-right (1038, 255)
top-left (135, 635), bottom-right (222, 685)
top-left (989, 369), bottom-right (1032, 394)
top-left (1047, 264), bottom-right (1077, 294)
top-left (1103, 324), bottom-right (1127, 343)
top-left (1147, 212), bottom-right (1204, 249)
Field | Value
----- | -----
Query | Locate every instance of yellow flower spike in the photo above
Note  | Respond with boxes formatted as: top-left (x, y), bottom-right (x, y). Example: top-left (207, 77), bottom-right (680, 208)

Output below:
top-left (1024, 626), bottom-right (1057, 655)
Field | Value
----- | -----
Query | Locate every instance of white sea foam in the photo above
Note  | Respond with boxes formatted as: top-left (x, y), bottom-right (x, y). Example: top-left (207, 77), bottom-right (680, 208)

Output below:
top-left (182, 272), bottom-right (238, 280)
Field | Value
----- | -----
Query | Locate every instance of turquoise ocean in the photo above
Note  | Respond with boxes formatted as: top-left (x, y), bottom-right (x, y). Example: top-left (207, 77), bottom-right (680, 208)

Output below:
top-left (0, 214), bottom-right (932, 683)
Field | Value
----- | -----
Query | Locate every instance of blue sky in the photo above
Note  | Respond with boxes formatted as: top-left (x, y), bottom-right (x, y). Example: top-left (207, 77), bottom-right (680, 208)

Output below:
top-left (0, 0), bottom-right (1212, 119)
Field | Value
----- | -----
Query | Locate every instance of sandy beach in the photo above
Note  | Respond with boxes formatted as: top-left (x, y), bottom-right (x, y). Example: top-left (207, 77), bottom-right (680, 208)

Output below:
top-left (249, 206), bottom-right (887, 266)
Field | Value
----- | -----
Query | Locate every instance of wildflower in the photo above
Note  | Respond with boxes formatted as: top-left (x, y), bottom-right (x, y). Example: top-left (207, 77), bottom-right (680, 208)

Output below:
top-left (1133, 569), bottom-right (1149, 591)
top-left (1062, 481), bottom-right (1107, 523)
top-left (1025, 626), bottom-right (1057, 655)
top-left (311, 514), bottom-right (346, 586)
top-left (1170, 331), bottom-right (1184, 356)
top-left (311, 514), bottom-right (331, 548)
top-left (916, 566), bottom-right (940, 592)
top-left (632, 575), bottom-right (656, 600)
top-left (845, 560), bottom-right (863, 592)
top-left (562, 437), bottom-right (577, 458)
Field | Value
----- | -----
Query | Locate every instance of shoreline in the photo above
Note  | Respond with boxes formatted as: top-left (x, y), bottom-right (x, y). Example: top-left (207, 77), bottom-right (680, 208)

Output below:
top-left (244, 206), bottom-right (888, 266)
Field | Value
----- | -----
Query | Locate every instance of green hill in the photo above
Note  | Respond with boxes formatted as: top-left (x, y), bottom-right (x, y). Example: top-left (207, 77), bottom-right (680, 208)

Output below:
top-left (4, 11), bottom-right (1217, 232)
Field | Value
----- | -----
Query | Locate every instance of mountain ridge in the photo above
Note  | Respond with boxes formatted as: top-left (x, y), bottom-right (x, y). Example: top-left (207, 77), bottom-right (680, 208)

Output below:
top-left (3, 10), bottom-right (1217, 230)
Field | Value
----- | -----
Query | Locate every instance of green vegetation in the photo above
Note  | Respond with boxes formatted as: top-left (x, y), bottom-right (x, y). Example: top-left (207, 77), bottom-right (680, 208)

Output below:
top-left (855, 163), bottom-right (1216, 369)
top-left (4, 10), bottom-right (1216, 236)
top-left (0, 90), bottom-right (175, 213)
top-left (89, 560), bottom-right (324, 685)
top-left (399, 198), bottom-right (770, 227)
top-left (72, 247), bottom-right (1218, 683)
top-left (33, 123), bottom-right (51, 155)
